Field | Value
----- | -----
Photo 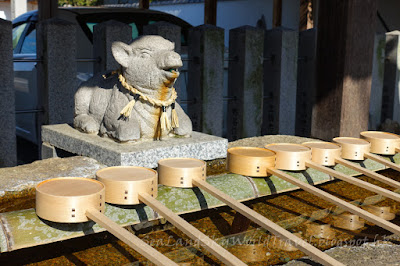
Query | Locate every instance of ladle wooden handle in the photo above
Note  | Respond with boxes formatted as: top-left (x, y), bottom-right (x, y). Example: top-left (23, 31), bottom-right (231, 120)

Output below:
top-left (334, 157), bottom-right (400, 190)
top-left (267, 167), bottom-right (400, 236)
top-left (137, 193), bottom-right (246, 266)
top-left (85, 208), bottom-right (177, 266)
top-left (364, 152), bottom-right (400, 172)
top-left (305, 160), bottom-right (400, 202)
top-left (192, 178), bottom-right (343, 266)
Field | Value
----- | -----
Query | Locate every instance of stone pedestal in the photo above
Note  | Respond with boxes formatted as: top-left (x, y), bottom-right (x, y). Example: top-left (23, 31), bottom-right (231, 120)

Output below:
top-left (42, 124), bottom-right (228, 168)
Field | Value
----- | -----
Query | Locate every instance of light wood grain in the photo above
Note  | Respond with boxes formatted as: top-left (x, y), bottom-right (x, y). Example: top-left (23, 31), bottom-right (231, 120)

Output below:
top-left (333, 137), bottom-right (370, 160)
top-left (305, 160), bottom-right (400, 203)
top-left (86, 208), bottom-right (177, 266)
top-left (96, 166), bottom-right (157, 205)
top-left (138, 192), bottom-right (246, 266)
top-left (227, 147), bottom-right (275, 177)
top-left (364, 152), bottom-right (400, 172)
top-left (268, 168), bottom-right (400, 235)
top-left (192, 178), bottom-right (343, 266)
top-left (333, 213), bottom-right (364, 231)
top-left (305, 224), bottom-right (335, 240)
top-left (362, 205), bottom-right (395, 220)
top-left (302, 142), bottom-right (342, 166)
top-left (265, 143), bottom-right (312, 170)
top-left (361, 131), bottom-right (400, 155)
top-left (158, 158), bottom-right (206, 188)
top-left (334, 157), bottom-right (400, 190)
top-left (36, 178), bottom-right (105, 223)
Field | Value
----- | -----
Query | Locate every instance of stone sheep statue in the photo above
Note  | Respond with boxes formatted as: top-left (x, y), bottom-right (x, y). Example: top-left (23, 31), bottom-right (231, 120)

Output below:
top-left (73, 35), bottom-right (192, 142)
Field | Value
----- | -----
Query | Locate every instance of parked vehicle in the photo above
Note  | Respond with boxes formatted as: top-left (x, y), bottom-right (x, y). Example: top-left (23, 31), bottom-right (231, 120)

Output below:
top-left (12, 7), bottom-right (192, 144)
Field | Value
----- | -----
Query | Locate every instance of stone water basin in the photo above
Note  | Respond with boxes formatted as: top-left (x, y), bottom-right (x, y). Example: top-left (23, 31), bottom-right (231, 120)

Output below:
top-left (1, 135), bottom-right (400, 264)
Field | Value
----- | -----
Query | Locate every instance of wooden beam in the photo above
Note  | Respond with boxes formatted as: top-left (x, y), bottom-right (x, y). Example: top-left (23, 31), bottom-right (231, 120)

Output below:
top-left (38, 0), bottom-right (57, 21)
top-left (204, 0), bottom-right (217, 25)
top-left (311, 0), bottom-right (377, 140)
top-left (273, 0), bottom-right (282, 27)
top-left (139, 0), bottom-right (150, 9)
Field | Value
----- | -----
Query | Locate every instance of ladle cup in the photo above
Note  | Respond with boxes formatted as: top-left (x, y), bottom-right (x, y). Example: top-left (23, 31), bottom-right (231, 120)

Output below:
top-left (157, 157), bottom-right (344, 266)
top-left (261, 144), bottom-right (400, 236)
top-left (96, 166), bottom-right (245, 266)
top-left (35, 177), bottom-right (176, 265)
top-left (301, 141), bottom-right (400, 202)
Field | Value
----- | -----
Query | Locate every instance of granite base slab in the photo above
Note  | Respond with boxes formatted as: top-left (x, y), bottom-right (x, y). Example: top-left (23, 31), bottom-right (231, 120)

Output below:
top-left (41, 124), bottom-right (228, 168)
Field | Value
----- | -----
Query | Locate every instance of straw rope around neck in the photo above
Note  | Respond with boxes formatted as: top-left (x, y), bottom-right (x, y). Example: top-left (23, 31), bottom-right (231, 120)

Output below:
top-left (110, 69), bottom-right (179, 132)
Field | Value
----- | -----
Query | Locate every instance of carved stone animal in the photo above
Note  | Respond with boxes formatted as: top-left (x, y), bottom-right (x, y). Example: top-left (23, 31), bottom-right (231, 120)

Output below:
top-left (74, 35), bottom-right (192, 142)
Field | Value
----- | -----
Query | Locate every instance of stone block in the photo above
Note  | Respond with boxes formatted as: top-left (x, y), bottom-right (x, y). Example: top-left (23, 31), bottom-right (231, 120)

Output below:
top-left (227, 26), bottom-right (264, 141)
top-left (382, 31), bottom-right (400, 124)
top-left (262, 27), bottom-right (298, 135)
top-left (188, 25), bottom-right (224, 136)
top-left (36, 18), bottom-right (78, 125)
top-left (0, 19), bottom-right (17, 167)
top-left (369, 33), bottom-right (385, 130)
top-left (295, 29), bottom-right (316, 137)
top-left (93, 20), bottom-right (132, 73)
top-left (42, 124), bottom-right (227, 168)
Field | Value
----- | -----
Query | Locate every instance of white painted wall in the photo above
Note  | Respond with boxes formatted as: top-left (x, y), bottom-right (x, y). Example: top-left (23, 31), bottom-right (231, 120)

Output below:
top-left (151, 0), bottom-right (300, 46)
top-left (0, 2), bottom-right (11, 20)
top-left (0, 1), bottom-right (37, 20)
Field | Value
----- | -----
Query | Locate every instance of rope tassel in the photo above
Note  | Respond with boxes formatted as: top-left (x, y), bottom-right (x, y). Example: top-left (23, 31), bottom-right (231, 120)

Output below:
top-left (160, 106), bottom-right (171, 131)
top-left (171, 102), bottom-right (179, 128)
top-left (119, 94), bottom-right (140, 120)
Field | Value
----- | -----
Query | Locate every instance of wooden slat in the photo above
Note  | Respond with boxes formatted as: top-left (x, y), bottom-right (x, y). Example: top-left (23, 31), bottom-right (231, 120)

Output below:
top-left (273, 0), bottom-right (282, 27)
top-left (335, 157), bottom-right (400, 189)
top-left (138, 193), bottom-right (246, 266)
top-left (305, 160), bottom-right (400, 202)
top-left (364, 152), bottom-right (400, 172)
top-left (268, 168), bottom-right (400, 235)
top-left (204, 0), bottom-right (217, 25)
top-left (192, 179), bottom-right (343, 266)
top-left (139, 0), bottom-right (149, 9)
top-left (85, 208), bottom-right (177, 266)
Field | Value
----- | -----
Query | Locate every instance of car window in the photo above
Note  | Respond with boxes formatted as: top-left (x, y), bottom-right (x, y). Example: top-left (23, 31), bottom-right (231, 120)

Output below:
top-left (20, 29), bottom-right (36, 54)
top-left (86, 22), bottom-right (138, 40)
top-left (12, 23), bottom-right (27, 51)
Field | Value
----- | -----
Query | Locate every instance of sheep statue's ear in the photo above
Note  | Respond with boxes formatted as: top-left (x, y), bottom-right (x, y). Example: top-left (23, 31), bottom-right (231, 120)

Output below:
top-left (111, 41), bottom-right (132, 68)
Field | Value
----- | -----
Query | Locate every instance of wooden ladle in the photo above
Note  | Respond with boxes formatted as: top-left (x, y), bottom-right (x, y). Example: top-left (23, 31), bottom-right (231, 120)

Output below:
top-left (157, 157), bottom-right (344, 266)
top-left (262, 143), bottom-right (400, 236)
top-left (301, 141), bottom-right (400, 202)
top-left (35, 177), bottom-right (177, 265)
top-left (332, 135), bottom-right (400, 189)
top-left (95, 166), bottom-right (245, 266)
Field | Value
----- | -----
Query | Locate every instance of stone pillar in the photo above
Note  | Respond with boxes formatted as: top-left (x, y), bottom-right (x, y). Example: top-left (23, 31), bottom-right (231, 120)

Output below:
top-left (143, 22), bottom-right (183, 103)
top-left (93, 20), bottom-right (132, 74)
top-left (262, 27), bottom-right (298, 135)
top-left (295, 28), bottom-right (316, 137)
top-left (381, 31), bottom-right (400, 124)
top-left (0, 19), bottom-right (17, 166)
top-left (227, 26), bottom-right (264, 141)
top-left (369, 34), bottom-right (385, 130)
top-left (188, 25), bottom-right (224, 136)
top-left (37, 18), bottom-right (77, 126)
top-left (143, 22), bottom-right (181, 53)
top-left (11, 0), bottom-right (27, 20)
